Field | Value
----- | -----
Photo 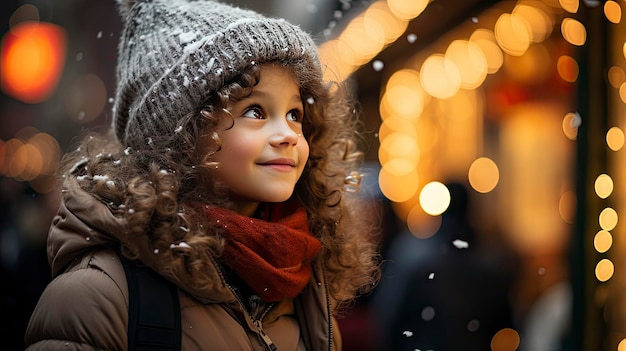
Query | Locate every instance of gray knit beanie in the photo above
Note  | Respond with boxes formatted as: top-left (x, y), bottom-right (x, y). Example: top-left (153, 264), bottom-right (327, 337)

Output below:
top-left (113, 0), bottom-right (321, 148)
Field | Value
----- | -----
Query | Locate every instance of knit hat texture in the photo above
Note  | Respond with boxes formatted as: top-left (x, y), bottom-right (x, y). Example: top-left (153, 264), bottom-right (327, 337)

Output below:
top-left (113, 0), bottom-right (320, 148)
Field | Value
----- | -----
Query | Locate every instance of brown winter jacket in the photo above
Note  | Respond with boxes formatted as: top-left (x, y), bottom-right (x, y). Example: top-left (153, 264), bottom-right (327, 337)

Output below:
top-left (24, 178), bottom-right (341, 350)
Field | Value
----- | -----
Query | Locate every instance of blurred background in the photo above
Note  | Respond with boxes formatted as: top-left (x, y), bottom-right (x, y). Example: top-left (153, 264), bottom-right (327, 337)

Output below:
top-left (0, 0), bottom-right (624, 350)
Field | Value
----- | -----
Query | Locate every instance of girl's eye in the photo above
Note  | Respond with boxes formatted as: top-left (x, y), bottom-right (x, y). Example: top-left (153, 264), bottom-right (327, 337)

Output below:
top-left (242, 107), bottom-right (263, 119)
top-left (287, 109), bottom-right (303, 122)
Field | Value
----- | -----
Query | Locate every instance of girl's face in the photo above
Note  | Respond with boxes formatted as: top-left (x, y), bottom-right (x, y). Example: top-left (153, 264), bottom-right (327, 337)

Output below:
top-left (213, 64), bottom-right (309, 216)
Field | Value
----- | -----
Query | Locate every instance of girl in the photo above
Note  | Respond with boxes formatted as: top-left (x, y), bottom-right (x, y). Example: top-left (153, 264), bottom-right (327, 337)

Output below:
top-left (25, 0), bottom-right (379, 350)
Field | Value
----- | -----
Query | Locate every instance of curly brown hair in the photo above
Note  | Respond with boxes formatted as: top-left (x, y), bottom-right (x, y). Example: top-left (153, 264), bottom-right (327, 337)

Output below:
top-left (59, 58), bottom-right (379, 307)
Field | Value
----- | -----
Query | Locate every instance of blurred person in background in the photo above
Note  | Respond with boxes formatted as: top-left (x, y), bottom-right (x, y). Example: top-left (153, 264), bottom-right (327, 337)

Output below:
top-left (374, 182), bottom-right (517, 351)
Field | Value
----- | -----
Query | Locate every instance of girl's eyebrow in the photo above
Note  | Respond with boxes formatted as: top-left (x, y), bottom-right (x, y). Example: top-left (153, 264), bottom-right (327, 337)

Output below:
top-left (245, 90), bottom-right (303, 107)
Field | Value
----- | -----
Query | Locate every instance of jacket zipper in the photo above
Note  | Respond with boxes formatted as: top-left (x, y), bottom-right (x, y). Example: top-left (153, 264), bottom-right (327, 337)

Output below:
top-left (250, 295), bottom-right (277, 351)
top-left (321, 265), bottom-right (333, 351)
top-left (229, 287), bottom-right (277, 351)
top-left (253, 315), bottom-right (277, 351)
top-left (212, 258), bottom-right (277, 351)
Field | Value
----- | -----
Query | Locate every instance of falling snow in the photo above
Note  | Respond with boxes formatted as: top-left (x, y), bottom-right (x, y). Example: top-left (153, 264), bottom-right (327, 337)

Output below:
top-left (407, 33), bottom-right (418, 43)
top-left (452, 239), bottom-right (469, 249)
top-left (372, 60), bottom-right (384, 71)
top-left (170, 242), bottom-right (191, 249)
top-left (403, 330), bottom-right (413, 337)
top-left (571, 112), bottom-right (582, 128)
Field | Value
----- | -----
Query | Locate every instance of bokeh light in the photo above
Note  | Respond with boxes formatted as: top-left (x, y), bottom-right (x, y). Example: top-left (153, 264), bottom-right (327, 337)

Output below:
top-left (561, 18), bottom-right (587, 46)
top-left (407, 205), bottom-right (442, 239)
top-left (594, 174), bottom-right (613, 199)
top-left (0, 129), bottom-right (60, 182)
top-left (470, 29), bottom-right (504, 74)
top-left (599, 208), bottom-right (618, 231)
top-left (562, 112), bottom-right (580, 140)
top-left (379, 132), bottom-right (420, 171)
top-left (419, 181), bottom-right (451, 216)
top-left (604, 0), bottom-right (621, 24)
top-left (382, 69), bottom-right (426, 120)
top-left (387, 0), bottom-right (428, 20)
top-left (1, 21), bottom-right (67, 103)
top-left (365, 1), bottom-right (409, 43)
top-left (445, 40), bottom-right (488, 89)
top-left (512, 3), bottom-right (553, 43)
top-left (64, 74), bottom-right (108, 123)
top-left (557, 55), bottom-right (579, 82)
top-left (608, 66), bottom-right (625, 88)
top-left (595, 258), bottom-right (614, 282)
top-left (378, 167), bottom-right (419, 203)
top-left (468, 157), bottom-right (500, 193)
top-left (619, 82), bottom-right (626, 103)
top-left (491, 328), bottom-right (521, 351)
top-left (494, 13), bottom-right (531, 56)
top-left (559, 0), bottom-right (579, 13)
top-left (420, 54), bottom-right (461, 99)
top-left (606, 127), bottom-right (625, 151)
top-left (594, 230), bottom-right (612, 253)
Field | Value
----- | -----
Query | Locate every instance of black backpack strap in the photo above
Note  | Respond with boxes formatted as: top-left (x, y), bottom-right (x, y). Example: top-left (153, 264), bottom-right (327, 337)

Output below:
top-left (121, 257), bottom-right (181, 351)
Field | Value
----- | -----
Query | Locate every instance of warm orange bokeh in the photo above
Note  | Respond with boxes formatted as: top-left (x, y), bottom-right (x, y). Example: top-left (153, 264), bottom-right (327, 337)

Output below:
top-left (1, 21), bottom-right (67, 103)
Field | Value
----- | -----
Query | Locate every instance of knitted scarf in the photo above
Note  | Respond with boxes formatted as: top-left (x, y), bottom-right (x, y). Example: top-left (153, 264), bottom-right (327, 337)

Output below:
top-left (200, 203), bottom-right (322, 302)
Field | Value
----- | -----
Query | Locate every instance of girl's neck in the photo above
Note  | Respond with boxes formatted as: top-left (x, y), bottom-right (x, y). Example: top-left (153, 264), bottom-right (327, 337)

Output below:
top-left (228, 200), bottom-right (260, 217)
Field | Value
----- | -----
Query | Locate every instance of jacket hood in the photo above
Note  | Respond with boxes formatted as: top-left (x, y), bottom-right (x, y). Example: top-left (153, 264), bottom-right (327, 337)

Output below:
top-left (48, 176), bottom-right (234, 303)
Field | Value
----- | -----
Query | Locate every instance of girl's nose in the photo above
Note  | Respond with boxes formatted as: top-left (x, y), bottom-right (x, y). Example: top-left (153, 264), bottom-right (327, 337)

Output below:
top-left (268, 119), bottom-right (300, 146)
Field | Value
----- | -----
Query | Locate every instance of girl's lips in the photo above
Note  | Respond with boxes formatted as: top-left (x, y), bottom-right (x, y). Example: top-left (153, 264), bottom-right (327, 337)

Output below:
top-left (257, 158), bottom-right (297, 172)
top-left (257, 158), bottom-right (296, 167)
top-left (260, 164), bottom-right (295, 172)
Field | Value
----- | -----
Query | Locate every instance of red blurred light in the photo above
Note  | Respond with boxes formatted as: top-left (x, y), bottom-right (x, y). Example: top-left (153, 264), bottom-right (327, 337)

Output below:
top-left (1, 21), bottom-right (67, 103)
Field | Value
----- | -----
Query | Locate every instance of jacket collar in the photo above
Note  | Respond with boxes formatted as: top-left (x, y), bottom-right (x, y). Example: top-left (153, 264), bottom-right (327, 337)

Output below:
top-left (48, 176), bottom-right (233, 303)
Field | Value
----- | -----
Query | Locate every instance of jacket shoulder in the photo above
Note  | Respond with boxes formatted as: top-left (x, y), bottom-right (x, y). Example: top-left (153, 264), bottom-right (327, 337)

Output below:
top-left (25, 248), bottom-right (129, 350)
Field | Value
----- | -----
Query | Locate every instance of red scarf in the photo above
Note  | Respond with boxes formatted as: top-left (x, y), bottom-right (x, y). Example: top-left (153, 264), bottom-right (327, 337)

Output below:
top-left (199, 203), bottom-right (322, 302)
